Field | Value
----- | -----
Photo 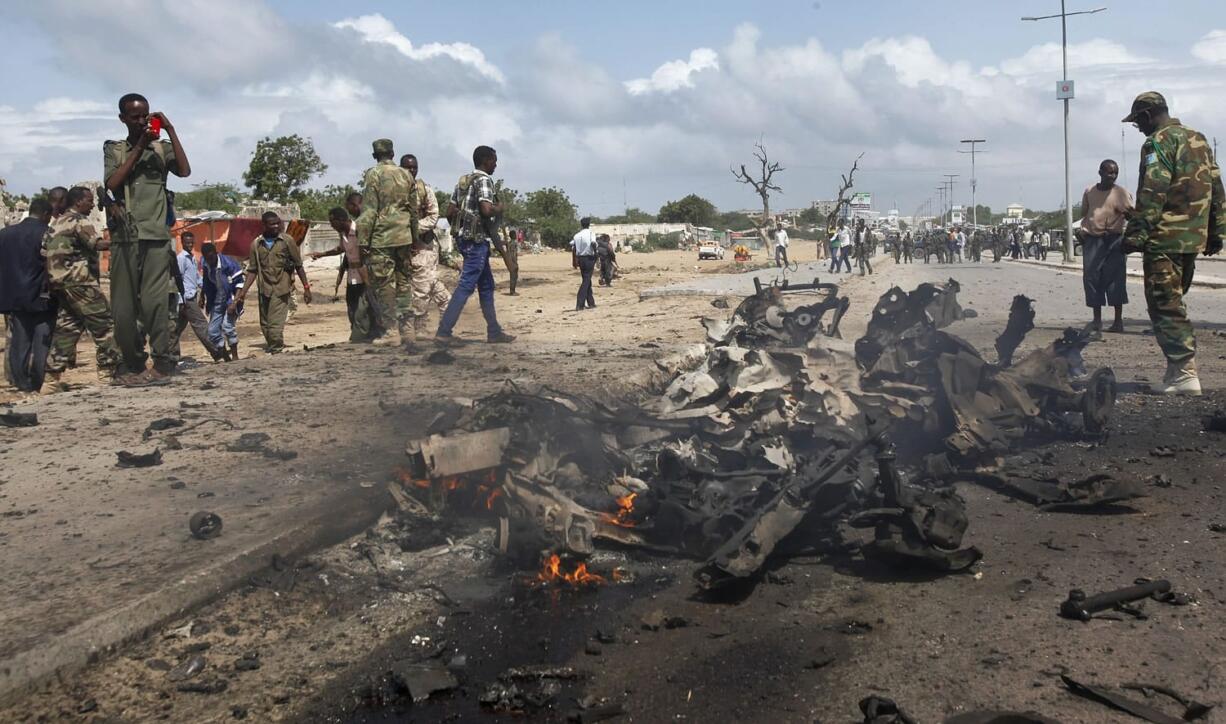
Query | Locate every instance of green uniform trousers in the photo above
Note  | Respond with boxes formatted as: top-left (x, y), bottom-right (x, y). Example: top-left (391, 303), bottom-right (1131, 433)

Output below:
top-left (258, 293), bottom-right (291, 351)
top-left (366, 245), bottom-right (413, 338)
top-left (499, 241), bottom-right (519, 294)
top-left (47, 284), bottom-right (121, 377)
top-left (1143, 252), bottom-right (1197, 364)
top-left (109, 240), bottom-right (174, 373)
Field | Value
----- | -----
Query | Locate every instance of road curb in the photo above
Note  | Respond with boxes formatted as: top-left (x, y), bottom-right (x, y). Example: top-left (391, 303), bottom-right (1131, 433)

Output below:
top-left (0, 484), bottom-right (389, 707)
top-left (1007, 257), bottom-right (1226, 289)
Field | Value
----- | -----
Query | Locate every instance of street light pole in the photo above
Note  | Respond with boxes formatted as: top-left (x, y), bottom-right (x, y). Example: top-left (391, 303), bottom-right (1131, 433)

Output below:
top-left (959, 139), bottom-right (986, 228)
top-left (1023, 3), bottom-right (1107, 263)
top-left (944, 174), bottom-right (960, 222)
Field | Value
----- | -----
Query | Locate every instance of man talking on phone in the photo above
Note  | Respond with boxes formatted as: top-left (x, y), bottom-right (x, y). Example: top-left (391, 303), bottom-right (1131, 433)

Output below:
top-left (104, 93), bottom-right (191, 385)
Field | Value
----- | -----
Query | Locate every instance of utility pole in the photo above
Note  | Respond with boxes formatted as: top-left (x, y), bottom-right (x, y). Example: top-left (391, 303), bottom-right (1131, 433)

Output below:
top-left (936, 186), bottom-right (947, 225)
top-left (959, 140), bottom-right (986, 228)
top-left (1023, 2), bottom-right (1107, 263)
top-left (944, 174), bottom-right (960, 223)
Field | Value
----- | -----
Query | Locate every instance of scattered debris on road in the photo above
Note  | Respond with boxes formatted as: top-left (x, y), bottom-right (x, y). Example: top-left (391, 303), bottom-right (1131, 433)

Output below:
top-left (0, 410), bottom-right (38, 427)
top-left (116, 448), bottom-right (163, 468)
top-left (1061, 674), bottom-right (1207, 724)
top-left (388, 279), bottom-right (1118, 592)
top-left (188, 511), bottom-right (224, 540)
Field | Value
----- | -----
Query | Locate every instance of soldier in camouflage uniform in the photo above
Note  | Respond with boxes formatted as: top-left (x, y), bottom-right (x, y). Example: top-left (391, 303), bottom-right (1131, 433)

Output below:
top-left (356, 139), bottom-right (419, 348)
top-left (1122, 92), bottom-right (1226, 395)
top-left (400, 154), bottom-right (451, 340)
top-left (43, 186), bottom-right (122, 389)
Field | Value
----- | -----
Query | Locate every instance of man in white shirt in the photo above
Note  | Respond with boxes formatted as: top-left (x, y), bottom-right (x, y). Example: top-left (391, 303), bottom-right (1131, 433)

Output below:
top-left (569, 217), bottom-right (598, 311)
top-left (830, 219), bottom-right (852, 273)
top-left (773, 224), bottom-right (790, 267)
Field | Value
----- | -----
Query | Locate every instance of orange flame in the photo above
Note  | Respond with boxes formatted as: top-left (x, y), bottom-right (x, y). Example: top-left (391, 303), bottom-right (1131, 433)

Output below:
top-left (394, 466), bottom-right (432, 489)
top-left (601, 492), bottom-right (638, 528)
top-left (485, 487), bottom-right (504, 510)
top-left (536, 554), bottom-right (605, 586)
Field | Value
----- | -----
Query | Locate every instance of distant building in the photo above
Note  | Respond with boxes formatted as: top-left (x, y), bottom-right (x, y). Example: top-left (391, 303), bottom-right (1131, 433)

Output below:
top-left (809, 200), bottom-right (839, 218)
top-left (1003, 203), bottom-right (1027, 226)
top-left (590, 222), bottom-right (727, 247)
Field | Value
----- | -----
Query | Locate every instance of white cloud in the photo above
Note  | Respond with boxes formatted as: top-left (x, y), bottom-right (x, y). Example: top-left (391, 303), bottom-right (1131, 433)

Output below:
top-left (626, 48), bottom-right (719, 95)
top-left (333, 14), bottom-right (504, 84)
top-left (521, 34), bottom-right (627, 122)
top-left (31, 98), bottom-right (112, 119)
top-left (18, 0), bottom-right (289, 91)
top-left (4, 10), bottom-right (1226, 219)
top-left (993, 39), bottom-right (1152, 78)
top-left (1191, 30), bottom-right (1226, 64)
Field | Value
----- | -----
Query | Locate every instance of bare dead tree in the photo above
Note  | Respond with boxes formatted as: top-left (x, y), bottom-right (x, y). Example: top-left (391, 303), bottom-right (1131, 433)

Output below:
top-left (825, 153), bottom-right (865, 231)
top-left (731, 140), bottom-right (784, 246)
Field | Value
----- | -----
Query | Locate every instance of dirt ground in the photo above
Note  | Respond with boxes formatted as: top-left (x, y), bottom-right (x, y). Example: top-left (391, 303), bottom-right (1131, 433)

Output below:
top-left (3, 245), bottom-right (1226, 723)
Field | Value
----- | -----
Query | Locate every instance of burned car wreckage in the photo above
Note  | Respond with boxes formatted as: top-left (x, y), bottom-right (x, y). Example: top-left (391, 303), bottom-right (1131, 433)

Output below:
top-left (396, 279), bottom-right (1119, 589)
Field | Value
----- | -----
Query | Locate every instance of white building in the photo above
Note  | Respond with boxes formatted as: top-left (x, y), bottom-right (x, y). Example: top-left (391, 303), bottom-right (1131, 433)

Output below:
top-left (590, 222), bottom-right (725, 247)
top-left (1003, 203), bottom-right (1027, 226)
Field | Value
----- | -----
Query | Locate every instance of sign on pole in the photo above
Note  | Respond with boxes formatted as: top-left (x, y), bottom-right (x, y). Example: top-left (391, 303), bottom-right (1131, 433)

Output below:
top-left (1056, 80), bottom-right (1075, 100)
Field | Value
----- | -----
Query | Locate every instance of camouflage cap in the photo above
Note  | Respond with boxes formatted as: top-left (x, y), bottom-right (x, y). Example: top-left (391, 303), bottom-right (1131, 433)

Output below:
top-left (1122, 91), bottom-right (1167, 123)
top-left (372, 138), bottom-right (394, 155)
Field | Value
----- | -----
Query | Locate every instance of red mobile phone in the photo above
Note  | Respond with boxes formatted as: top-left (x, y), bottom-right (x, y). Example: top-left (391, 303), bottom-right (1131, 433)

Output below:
top-left (149, 116), bottom-right (162, 137)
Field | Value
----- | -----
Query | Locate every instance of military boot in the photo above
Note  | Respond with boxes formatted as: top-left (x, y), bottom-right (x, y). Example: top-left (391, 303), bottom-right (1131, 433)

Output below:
top-left (1159, 358), bottom-right (1202, 396)
top-left (44, 371), bottom-right (68, 394)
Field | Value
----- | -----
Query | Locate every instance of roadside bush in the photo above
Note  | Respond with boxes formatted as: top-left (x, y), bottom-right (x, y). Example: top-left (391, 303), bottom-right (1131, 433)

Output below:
top-left (640, 231), bottom-right (684, 252)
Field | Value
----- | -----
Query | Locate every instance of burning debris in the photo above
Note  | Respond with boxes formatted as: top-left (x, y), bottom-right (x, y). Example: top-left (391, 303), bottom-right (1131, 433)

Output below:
top-left (391, 278), bottom-right (1117, 592)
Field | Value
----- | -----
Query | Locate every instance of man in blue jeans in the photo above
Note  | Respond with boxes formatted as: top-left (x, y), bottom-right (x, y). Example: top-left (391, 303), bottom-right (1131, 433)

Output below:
top-left (435, 145), bottom-right (515, 345)
top-left (200, 242), bottom-right (245, 361)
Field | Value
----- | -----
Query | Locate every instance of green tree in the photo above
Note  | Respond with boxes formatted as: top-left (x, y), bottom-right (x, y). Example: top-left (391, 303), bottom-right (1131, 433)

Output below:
top-left (496, 185), bottom-right (529, 230)
top-left (717, 210), bottom-right (757, 229)
top-left (797, 207), bottom-right (827, 226)
top-left (524, 186), bottom-right (578, 248)
top-left (657, 194), bottom-right (718, 227)
top-left (242, 134), bottom-right (327, 201)
top-left (175, 181), bottom-right (243, 214)
top-left (295, 184), bottom-right (360, 221)
top-left (598, 207), bottom-right (656, 224)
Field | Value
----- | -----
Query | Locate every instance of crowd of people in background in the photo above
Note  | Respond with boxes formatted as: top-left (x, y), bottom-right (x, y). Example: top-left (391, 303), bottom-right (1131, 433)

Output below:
top-left (2, 91), bottom-right (1222, 398)
top-left (0, 92), bottom-right (532, 396)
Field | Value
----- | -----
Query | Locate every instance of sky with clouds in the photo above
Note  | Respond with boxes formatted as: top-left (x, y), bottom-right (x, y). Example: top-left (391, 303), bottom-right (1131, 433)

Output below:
top-left (2, 0), bottom-right (1224, 219)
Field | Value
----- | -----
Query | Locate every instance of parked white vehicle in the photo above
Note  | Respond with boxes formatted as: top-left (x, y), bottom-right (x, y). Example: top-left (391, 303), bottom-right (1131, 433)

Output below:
top-left (698, 242), bottom-right (725, 260)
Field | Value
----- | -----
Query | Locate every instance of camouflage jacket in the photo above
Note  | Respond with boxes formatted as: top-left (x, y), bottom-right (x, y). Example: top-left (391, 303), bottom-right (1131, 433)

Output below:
top-left (43, 210), bottom-right (102, 288)
top-left (414, 178), bottom-right (438, 234)
top-left (1124, 119), bottom-right (1226, 254)
top-left (355, 160), bottom-right (418, 249)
